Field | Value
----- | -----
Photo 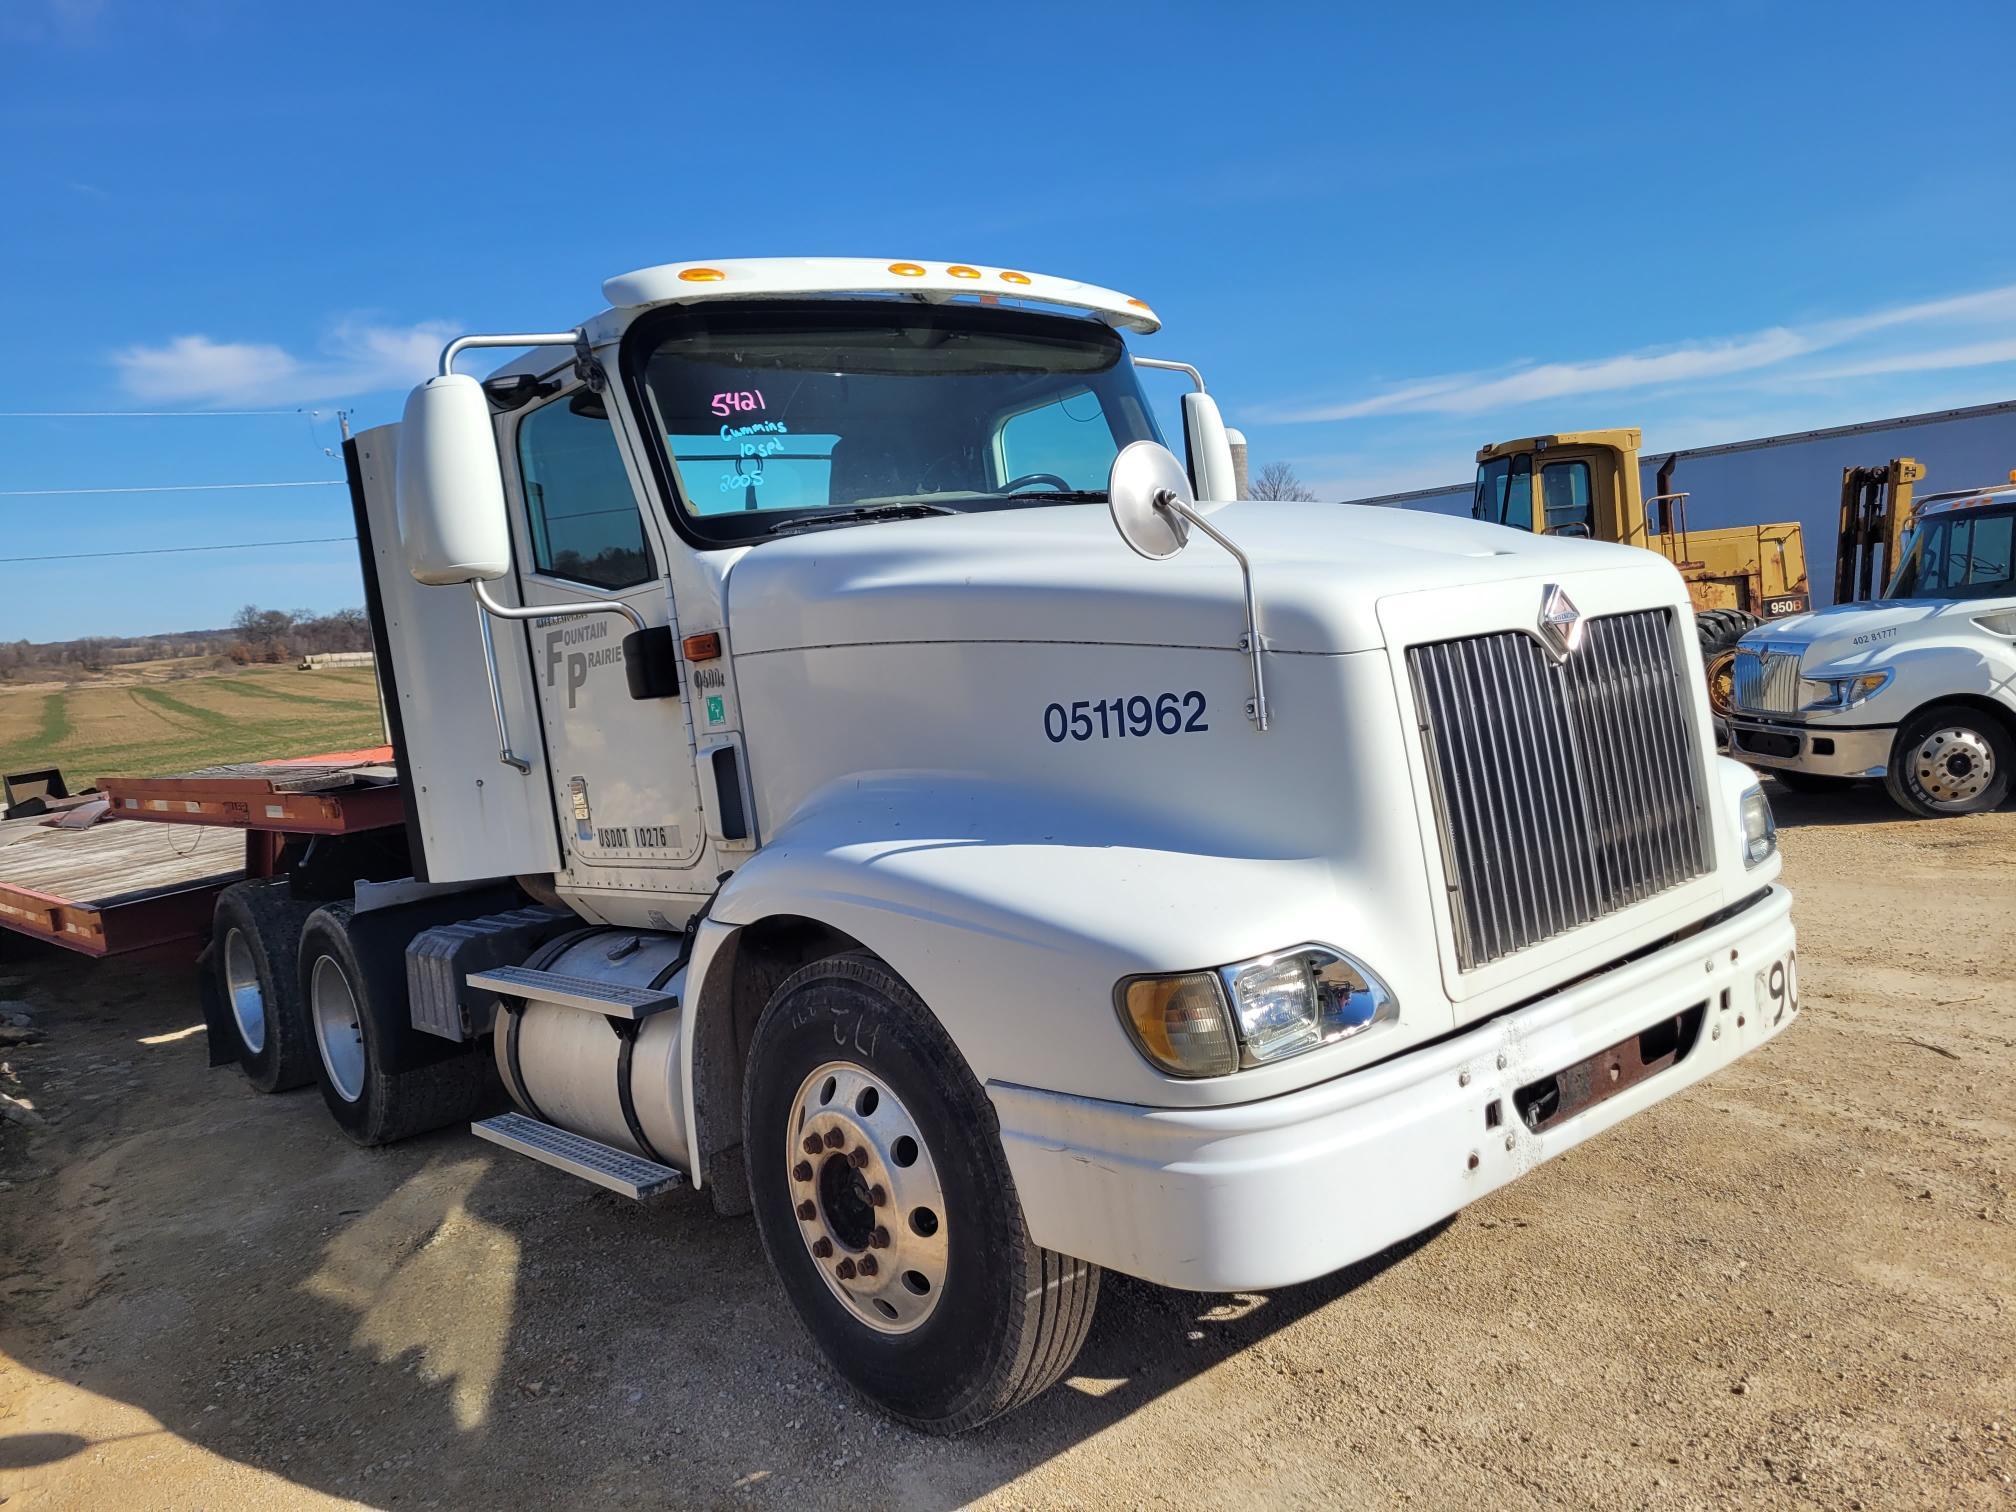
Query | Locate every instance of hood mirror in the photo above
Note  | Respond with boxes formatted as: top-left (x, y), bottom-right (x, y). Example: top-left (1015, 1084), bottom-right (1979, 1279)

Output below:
top-left (1107, 441), bottom-right (1195, 560)
top-left (1104, 440), bottom-right (1271, 732)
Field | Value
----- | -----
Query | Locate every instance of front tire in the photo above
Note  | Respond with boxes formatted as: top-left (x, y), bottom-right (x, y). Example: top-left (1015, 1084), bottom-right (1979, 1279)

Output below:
top-left (742, 952), bottom-right (1098, 1433)
top-left (1883, 704), bottom-right (2013, 818)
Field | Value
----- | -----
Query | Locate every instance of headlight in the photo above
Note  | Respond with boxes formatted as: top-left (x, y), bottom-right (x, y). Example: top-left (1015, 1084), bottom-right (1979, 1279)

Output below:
top-left (1740, 784), bottom-right (1777, 867)
top-left (1117, 945), bottom-right (1395, 1077)
top-left (1799, 669), bottom-right (1891, 711)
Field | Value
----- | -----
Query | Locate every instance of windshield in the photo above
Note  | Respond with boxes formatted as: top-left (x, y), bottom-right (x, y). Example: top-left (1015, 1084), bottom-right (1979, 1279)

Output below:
top-left (1473, 453), bottom-right (1533, 530)
top-left (630, 302), bottom-right (1164, 541)
top-left (1888, 505), bottom-right (2016, 600)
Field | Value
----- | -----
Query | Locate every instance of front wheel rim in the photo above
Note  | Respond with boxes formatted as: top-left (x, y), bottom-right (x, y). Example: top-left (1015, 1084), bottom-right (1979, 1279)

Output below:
top-left (310, 955), bottom-right (366, 1103)
top-left (1910, 726), bottom-right (1995, 805)
top-left (785, 1061), bottom-right (949, 1335)
top-left (222, 927), bottom-right (266, 1055)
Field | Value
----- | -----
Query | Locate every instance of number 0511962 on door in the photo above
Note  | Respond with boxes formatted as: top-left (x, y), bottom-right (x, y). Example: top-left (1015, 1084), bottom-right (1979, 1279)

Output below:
top-left (1043, 692), bottom-right (1208, 743)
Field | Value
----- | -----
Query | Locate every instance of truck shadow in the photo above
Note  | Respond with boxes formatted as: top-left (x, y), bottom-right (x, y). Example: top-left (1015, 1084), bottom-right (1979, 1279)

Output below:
top-left (0, 944), bottom-right (1445, 1508)
top-left (1756, 773), bottom-right (2015, 829)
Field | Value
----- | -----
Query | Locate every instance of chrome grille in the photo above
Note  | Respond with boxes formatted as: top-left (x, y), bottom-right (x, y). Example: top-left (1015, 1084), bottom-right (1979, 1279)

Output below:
top-left (1407, 608), bottom-right (1713, 971)
top-left (1732, 647), bottom-right (1804, 715)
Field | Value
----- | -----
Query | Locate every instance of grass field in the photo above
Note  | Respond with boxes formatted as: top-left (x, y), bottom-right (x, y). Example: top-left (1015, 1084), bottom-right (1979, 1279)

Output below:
top-left (0, 665), bottom-right (386, 783)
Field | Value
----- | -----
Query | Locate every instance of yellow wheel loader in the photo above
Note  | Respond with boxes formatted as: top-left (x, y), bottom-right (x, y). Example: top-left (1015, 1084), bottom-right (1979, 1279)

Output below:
top-left (1472, 429), bottom-right (1811, 717)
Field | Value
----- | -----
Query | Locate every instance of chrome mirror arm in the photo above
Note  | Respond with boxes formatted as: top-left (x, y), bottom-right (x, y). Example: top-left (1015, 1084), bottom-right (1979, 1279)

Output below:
top-left (1153, 491), bottom-right (1269, 732)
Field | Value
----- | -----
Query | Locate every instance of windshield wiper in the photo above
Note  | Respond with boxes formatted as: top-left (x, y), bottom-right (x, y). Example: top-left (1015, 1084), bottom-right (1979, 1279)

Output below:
top-left (766, 502), bottom-right (956, 536)
top-left (1002, 489), bottom-right (1107, 503)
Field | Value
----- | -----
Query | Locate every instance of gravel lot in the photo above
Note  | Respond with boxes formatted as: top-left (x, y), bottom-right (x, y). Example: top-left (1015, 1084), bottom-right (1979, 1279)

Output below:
top-left (2, 780), bottom-right (2011, 1509)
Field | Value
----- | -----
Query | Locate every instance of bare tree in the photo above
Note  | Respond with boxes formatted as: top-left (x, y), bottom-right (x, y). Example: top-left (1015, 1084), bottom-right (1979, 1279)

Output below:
top-left (1249, 460), bottom-right (1317, 501)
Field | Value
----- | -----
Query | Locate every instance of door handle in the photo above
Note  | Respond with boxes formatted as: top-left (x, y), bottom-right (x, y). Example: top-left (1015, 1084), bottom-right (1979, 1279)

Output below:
top-left (470, 582), bottom-right (647, 773)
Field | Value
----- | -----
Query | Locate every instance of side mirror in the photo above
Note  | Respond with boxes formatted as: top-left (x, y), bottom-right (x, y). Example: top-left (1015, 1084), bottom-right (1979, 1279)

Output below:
top-left (1107, 441), bottom-right (1194, 560)
top-left (1106, 440), bottom-right (1271, 731)
top-left (395, 373), bottom-right (512, 585)
top-left (1181, 390), bottom-right (1240, 502)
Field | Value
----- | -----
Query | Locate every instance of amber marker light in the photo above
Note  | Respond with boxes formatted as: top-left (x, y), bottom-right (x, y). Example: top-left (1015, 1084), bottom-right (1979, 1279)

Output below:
top-left (946, 264), bottom-right (982, 279)
top-left (888, 262), bottom-right (926, 277)
top-left (682, 632), bottom-right (723, 661)
top-left (999, 270), bottom-right (1032, 285)
top-left (678, 267), bottom-right (726, 283)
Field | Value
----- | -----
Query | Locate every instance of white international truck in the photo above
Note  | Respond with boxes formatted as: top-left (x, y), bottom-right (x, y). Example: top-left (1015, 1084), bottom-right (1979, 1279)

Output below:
top-left (198, 257), bottom-right (1798, 1432)
top-left (1728, 477), bottom-right (2016, 816)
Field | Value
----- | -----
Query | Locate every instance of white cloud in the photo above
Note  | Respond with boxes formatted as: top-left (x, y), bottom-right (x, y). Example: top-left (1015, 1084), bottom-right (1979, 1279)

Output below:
top-left (1272, 282), bottom-right (2016, 424)
top-left (113, 319), bottom-right (457, 406)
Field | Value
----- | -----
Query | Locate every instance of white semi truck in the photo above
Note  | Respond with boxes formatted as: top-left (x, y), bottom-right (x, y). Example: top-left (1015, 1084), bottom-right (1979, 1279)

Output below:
top-left (200, 258), bottom-right (1798, 1431)
top-left (1729, 477), bottom-right (2016, 816)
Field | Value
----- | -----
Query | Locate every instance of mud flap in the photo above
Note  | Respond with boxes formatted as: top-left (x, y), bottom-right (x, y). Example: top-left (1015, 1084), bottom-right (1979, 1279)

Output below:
top-left (195, 939), bottom-right (235, 1068)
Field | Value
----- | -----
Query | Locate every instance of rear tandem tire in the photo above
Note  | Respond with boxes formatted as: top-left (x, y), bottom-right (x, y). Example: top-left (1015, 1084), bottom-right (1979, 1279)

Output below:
top-left (210, 879), bottom-right (320, 1093)
top-left (742, 952), bottom-right (1100, 1433)
top-left (298, 902), bottom-right (496, 1146)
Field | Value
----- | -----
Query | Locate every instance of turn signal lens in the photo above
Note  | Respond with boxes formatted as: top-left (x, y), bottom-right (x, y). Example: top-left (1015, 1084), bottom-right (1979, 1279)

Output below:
top-left (1118, 974), bottom-right (1238, 1078)
top-left (1126, 298), bottom-right (1152, 310)
top-left (888, 262), bottom-right (926, 277)
top-left (946, 264), bottom-right (982, 279)
top-left (1000, 270), bottom-right (1032, 285)
top-left (678, 267), bottom-right (725, 282)
top-left (682, 631), bottom-right (723, 662)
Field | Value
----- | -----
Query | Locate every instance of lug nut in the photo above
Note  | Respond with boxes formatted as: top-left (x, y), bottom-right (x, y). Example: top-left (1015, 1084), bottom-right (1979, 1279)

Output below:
top-left (835, 1258), bottom-right (858, 1280)
top-left (858, 1255), bottom-right (878, 1277)
top-left (823, 1128), bottom-right (846, 1150)
top-left (870, 1226), bottom-right (890, 1249)
top-left (849, 1147), bottom-right (871, 1169)
top-left (802, 1134), bottom-right (823, 1155)
top-left (811, 1237), bottom-right (833, 1259)
top-left (796, 1200), bottom-right (816, 1221)
top-left (793, 1161), bottom-right (813, 1183)
top-left (869, 1184), bottom-right (887, 1207)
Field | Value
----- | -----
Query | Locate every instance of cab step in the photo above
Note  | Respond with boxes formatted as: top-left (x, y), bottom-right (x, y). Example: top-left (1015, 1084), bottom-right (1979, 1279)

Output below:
top-left (471, 1112), bottom-right (684, 1200)
top-left (465, 964), bottom-right (679, 1021)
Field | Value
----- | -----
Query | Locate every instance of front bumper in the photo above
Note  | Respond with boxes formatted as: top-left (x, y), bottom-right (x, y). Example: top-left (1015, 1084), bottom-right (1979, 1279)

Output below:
top-left (1727, 715), bottom-right (1893, 777)
top-left (991, 886), bottom-right (1796, 1292)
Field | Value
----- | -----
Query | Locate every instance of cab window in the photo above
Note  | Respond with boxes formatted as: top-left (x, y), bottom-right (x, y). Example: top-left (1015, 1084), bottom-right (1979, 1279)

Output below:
top-left (1474, 453), bottom-right (1533, 530)
top-left (517, 393), bottom-right (652, 589)
top-left (1894, 507), bottom-right (2016, 599)
top-left (996, 389), bottom-right (1114, 491)
top-left (1540, 460), bottom-right (1593, 535)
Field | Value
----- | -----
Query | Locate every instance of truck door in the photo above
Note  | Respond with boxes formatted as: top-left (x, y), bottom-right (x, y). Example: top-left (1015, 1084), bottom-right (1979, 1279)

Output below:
top-left (501, 386), bottom-right (708, 894)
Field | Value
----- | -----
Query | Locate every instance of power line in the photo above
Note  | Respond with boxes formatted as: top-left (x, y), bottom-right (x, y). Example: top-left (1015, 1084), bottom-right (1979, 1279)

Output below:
top-left (0, 536), bottom-right (356, 564)
top-left (0, 409), bottom-right (326, 418)
top-left (0, 479), bottom-right (343, 497)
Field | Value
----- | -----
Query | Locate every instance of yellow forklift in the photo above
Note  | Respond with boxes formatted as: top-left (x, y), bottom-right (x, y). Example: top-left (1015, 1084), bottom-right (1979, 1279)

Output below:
top-left (1472, 428), bottom-right (1811, 716)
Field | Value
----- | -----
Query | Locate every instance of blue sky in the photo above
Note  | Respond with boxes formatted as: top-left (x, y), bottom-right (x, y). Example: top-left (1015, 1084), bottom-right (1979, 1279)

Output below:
top-left (3, 0), bottom-right (2013, 641)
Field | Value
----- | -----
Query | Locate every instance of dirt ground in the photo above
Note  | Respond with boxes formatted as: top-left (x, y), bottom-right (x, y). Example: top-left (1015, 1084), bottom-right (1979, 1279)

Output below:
top-left (1, 781), bottom-right (2011, 1510)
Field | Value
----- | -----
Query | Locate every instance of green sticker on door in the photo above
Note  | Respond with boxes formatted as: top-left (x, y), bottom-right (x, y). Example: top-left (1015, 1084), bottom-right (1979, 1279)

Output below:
top-left (706, 695), bottom-right (726, 725)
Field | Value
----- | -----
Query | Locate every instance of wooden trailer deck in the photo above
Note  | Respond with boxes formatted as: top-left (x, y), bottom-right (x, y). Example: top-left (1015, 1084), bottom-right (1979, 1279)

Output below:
top-left (0, 746), bottom-right (403, 958)
top-left (0, 811), bottom-right (244, 956)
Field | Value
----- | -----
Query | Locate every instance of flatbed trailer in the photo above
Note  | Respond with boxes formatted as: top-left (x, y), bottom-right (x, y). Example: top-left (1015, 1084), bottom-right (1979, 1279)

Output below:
top-left (0, 747), bottom-right (402, 959)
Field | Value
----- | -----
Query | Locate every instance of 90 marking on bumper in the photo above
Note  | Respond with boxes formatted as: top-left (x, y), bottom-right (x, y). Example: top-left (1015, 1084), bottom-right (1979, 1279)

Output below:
top-left (1044, 692), bottom-right (1207, 743)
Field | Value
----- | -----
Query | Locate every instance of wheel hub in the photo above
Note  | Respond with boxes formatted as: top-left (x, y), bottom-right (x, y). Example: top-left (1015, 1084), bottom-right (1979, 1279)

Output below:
top-left (310, 955), bottom-right (366, 1103)
top-left (1912, 726), bottom-right (1994, 804)
top-left (222, 927), bottom-right (266, 1055)
top-left (786, 1062), bottom-right (948, 1334)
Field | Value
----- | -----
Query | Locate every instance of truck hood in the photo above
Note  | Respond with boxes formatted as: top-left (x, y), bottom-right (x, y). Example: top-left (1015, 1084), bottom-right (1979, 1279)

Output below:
top-left (1741, 598), bottom-right (1970, 668)
top-left (724, 500), bottom-right (1663, 656)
